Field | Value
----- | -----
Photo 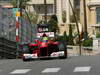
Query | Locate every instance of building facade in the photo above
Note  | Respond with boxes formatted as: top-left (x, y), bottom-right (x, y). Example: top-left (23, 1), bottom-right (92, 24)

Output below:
top-left (27, 0), bottom-right (75, 35)
top-left (0, 0), bottom-right (79, 36)
top-left (80, 0), bottom-right (100, 38)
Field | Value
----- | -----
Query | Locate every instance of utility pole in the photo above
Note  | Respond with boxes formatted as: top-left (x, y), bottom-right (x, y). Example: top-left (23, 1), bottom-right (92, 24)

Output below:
top-left (83, 0), bottom-right (88, 39)
top-left (44, 0), bottom-right (47, 23)
top-left (69, 0), bottom-right (82, 55)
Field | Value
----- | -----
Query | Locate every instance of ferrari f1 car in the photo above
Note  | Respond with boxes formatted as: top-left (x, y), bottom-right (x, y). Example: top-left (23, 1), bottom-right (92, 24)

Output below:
top-left (22, 39), bottom-right (67, 61)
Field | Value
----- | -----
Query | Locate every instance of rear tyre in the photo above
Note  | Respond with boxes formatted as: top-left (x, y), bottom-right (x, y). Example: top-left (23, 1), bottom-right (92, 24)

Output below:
top-left (58, 42), bottom-right (67, 59)
top-left (23, 58), bottom-right (27, 61)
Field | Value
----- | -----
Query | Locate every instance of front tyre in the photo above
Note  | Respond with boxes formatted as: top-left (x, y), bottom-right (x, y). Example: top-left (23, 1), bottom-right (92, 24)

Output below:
top-left (59, 56), bottom-right (67, 59)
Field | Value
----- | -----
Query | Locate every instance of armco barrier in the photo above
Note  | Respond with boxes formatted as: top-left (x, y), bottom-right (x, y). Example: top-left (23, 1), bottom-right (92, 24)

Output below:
top-left (0, 37), bottom-right (17, 59)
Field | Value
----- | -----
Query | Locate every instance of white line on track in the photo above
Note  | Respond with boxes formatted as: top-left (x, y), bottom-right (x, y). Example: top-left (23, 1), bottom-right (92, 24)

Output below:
top-left (42, 68), bottom-right (61, 73)
top-left (73, 66), bottom-right (91, 72)
top-left (10, 69), bottom-right (31, 74)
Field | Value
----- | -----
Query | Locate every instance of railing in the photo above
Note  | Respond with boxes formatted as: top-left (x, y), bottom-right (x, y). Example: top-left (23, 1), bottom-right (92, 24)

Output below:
top-left (0, 37), bottom-right (16, 47)
top-left (0, 37), bottom-right (17, 59)
top-left (67, 45), bottom-right (93, 56)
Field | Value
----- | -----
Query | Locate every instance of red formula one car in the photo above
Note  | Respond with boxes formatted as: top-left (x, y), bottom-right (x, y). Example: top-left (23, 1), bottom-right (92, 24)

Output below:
top-left (22, 39), bottom-right (67, 61)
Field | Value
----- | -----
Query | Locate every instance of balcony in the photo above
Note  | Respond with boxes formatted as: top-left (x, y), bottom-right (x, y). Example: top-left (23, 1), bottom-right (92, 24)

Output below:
top-left (0, 0), bottom-right (10, 3)
top-left (0, 0), bottom-right (11, 6)
top-left (27, 0), bottom-right (54, 4)
top-left (91, 24), bottom-right (100, 27)
top-left (87, 2), bottom-right (100, 7)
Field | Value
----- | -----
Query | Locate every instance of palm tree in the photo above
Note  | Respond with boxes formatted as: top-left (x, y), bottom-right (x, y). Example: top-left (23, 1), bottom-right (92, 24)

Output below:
top-left (44, 0), bottom-right (47, 23)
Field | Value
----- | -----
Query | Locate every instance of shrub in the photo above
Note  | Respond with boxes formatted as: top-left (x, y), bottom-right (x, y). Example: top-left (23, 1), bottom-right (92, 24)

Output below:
top-left (96, 33), bottom-right (100, 38)
top-left (56, 32), bottom-right (68, 45)
top-left (62, 10), bottom-right (66, 23)
top-left (56, 36), bottom-right (63, 41)
top-left (82, 39), bottom-right (93, 47)
top-left (68, 25), bottom-right (74, 45)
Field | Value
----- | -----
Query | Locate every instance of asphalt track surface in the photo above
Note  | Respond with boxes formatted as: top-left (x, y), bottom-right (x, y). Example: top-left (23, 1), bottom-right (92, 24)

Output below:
top-left (0, 55), bottom-right (100, 75)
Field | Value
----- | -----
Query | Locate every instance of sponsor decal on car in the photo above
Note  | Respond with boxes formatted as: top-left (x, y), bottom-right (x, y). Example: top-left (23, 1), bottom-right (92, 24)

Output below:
top-left (50, 51), bottom-right (64, 57)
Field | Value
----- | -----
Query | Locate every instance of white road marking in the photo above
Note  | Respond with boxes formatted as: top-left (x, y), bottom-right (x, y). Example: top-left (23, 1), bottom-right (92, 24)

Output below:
top-left (10, 69), bottom-right (31, 74)
top-left (73, 66), bottom-right (91, 72)
top-left (42, 68), bottom-right (61, 73)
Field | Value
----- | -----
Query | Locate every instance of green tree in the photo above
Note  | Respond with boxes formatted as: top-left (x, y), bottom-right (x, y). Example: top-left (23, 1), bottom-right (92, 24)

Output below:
top-left (96, 32), bottom-right (100, 38)
top-left (11, 0), bottom-right (30, 9)
top-left (82, 38), bottom-right (93, 47)
top-left (47, 15), bottom-right (59, 34)
top-left (10, 0), bottom-right (36, 42)
top-left (23, 12), bottom-right (39, 24)
top-left (62, 10), bottom-right (66, 23)
top-left (10, 0), bottom-right (31, 18)
top-left (63, 31), bottom-right (68, 45)
top-left (68, 25), bottom-right (74, 45)
top-left (70, 9), bottom-right (80, 23)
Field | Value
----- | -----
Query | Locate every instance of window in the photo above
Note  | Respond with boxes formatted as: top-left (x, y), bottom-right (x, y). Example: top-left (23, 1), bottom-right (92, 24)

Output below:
top-left (96, 7), bottom-right (100, 24)
top-left (98, 40), bottom-right (100, 47)
top-left (33, 4), bottom-right (53, 14)
top-left (3, 0), bottom-right (10, 1)
top-left (95, 27), bottom-right (100, 33)
top-left (96, 7), bottom-right (100, 33)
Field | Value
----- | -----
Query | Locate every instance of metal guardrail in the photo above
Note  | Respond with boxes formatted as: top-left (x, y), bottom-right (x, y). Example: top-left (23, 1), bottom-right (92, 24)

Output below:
top-left (67, 45), bottom-right (93, 51)
top-left (0, 50), bottom-right (16, 59)
top-left (0, 37), bottom-right (17, 59)
top-left (82, 47), bottom-right (93, 51)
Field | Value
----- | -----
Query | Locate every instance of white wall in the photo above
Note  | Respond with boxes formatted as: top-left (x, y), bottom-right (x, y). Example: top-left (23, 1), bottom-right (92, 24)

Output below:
top-left (28, 0), bottom-right (54, 4)
top-left (93, 38), bottom-right (100, 50)
top-left (89, 0), bottom-right (100, 2)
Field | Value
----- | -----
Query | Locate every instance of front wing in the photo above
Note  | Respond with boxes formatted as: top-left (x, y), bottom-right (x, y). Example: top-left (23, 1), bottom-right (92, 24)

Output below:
top-left (22, 51), bottom-right (65, 61)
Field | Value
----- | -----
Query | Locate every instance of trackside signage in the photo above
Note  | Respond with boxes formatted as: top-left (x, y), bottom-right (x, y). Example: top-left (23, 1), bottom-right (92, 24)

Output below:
top-left (37, 32), bottom-right (54, 38)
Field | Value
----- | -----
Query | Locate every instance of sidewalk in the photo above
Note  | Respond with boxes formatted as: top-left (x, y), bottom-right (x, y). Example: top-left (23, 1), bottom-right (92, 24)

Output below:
top-left (67, 48), bottom-right (100, 56)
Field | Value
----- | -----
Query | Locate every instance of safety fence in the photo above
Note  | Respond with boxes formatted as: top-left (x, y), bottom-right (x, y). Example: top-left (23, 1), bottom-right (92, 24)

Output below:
top-left (0, 37), bottom-right (17, 59)
top-left (0, 6), bottom-right (37, 43)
